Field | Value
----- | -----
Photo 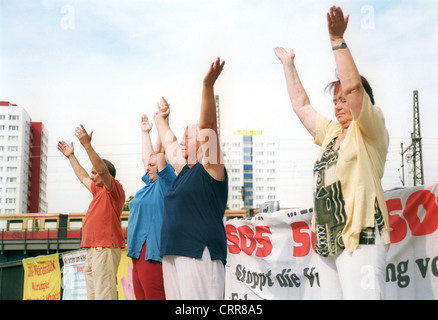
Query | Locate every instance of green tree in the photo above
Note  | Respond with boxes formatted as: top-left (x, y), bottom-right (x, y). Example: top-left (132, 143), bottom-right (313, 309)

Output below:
top-left (123, 195), bottom-right (134, 211)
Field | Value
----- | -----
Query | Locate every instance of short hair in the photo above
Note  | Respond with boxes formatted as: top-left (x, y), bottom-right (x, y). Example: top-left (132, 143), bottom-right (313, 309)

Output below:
top-left (326, 75), bottom-right (375, 105)
top-left (102, 159), bottom-right (116, 178)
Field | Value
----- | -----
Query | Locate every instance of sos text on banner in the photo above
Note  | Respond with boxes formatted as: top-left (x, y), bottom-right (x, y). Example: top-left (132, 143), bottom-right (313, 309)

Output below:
top-left (224, 183), bottom-right (438, 299)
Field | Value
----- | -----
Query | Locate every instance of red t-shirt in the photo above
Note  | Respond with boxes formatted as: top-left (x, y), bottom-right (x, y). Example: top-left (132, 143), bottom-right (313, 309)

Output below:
top-left (81, 177), bottom-right (126, 248)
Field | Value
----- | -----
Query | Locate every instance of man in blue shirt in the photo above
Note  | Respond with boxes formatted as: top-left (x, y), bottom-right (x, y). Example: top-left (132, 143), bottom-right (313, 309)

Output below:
top-left (127, 100), bottom-right (175, 300)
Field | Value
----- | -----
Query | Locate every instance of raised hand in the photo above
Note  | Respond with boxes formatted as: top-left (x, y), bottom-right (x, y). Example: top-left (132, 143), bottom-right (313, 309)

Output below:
top-left (154, 98), bottom-right (170, 122)
top-left (57, 140), bottom-right (74, 158)
top-left (327, 6), bottom-right (349, 41)
top-left (140, 114), bottom-right (153, 133)
top-left (157, 97), bottom-right (170, 120)
top-left (273, 47), bottom-right (296, 64)
top-left (203, 57), bottom-right (225, 87)
top-left (75, 125), bottom-right (93, 147)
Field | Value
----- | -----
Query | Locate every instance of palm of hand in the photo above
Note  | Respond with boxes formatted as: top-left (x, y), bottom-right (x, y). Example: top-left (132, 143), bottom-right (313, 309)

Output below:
top-left (274, 47), bottom-right (295, 63)
top-left (141, 115), bottom-right (153, 132)
top-left (57, 141), bottom-right (74, 158)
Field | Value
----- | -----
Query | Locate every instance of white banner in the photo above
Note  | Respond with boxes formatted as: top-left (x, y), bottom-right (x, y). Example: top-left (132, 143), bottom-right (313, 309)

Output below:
top-left (224, 183), bottom-right (438, 300)
top-left (61, 250), bottom-right (87, 300)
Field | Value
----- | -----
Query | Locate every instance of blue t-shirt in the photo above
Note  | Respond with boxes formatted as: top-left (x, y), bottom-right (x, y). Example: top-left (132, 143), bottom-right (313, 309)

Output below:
top-left (127, 163), bottom-right (176, 262)
top-left (160, 162), bottom-right (228, 265)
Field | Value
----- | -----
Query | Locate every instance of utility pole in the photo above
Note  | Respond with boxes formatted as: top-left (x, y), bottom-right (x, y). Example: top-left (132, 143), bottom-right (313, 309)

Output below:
top-left (411, 90), bottom-right (424, 186)
top-left (400, 90), bottom-right (424, 186)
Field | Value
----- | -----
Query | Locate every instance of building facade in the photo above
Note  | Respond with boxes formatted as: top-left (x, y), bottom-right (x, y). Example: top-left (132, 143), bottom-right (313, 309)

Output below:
top-left (222, 130), bottom-right (277, 210)
top-left (0, 102), bottom-right (48, 214)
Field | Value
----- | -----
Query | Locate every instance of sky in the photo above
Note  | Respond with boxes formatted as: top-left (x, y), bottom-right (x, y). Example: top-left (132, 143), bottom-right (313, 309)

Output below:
top-left (1, 0), bottom-right (437, 213)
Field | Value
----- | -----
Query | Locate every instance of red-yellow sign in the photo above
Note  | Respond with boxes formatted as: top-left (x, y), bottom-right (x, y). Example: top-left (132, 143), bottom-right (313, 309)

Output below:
top-left (22, 253), bottom-right (61, 300)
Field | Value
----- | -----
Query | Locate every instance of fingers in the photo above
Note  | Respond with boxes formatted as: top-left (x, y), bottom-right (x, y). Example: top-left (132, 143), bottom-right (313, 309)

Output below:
top-left (273, 47), bottom-right (295, 62)
top-left (157, 97), bottom-right (170, 111)
top-left (215, 57), bottom-right (225, 71)
top-left (74, 125), bottom-right (91, 137)
top-left (57, 141), bottom-right (65, 152)
top-left (210, 57), bottom-right (225, 75)
top-left (329, 6), bottom-right (341, 21)
top-left (57, 140), bottom-right (73, 155)
top-left (204, 58), bottom-right (225, 86)
top-left (161, 97), bottom-right (169, 106)
top-left (74, 124), bottom-right (93, 145)
top-left (344, 14), bottom-right (350, 27)
top-left (328, 6), bottom-right (348, 24)
top-left (74, 124), bottom-right (86, 137)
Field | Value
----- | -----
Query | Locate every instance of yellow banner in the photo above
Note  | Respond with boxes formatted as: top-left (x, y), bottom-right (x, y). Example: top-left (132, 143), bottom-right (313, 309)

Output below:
top-left (117, 248), bottom-right (135, 300)
top-left (22, 253), bottom-right (61, 300)
top-left (235, 130), bottom-right (262, 136)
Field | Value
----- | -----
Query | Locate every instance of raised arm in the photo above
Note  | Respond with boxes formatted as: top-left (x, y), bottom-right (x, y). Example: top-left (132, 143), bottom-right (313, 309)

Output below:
top-left (57, 140), bottom-right (92, 192)
top-left (328, 6), bottom-right (364, 118)
top-left (199, 58), bottom-right (226, 181)
top-left (274, 47), bottom-right (317, 138)
top-left (140, 114), bottom-right (155, 173)
top-left (154, 102), bottom-right (186, 174)
top-left (75, 125), bottom-right (113, 191)
top-left (155, 98), bottom-right (170, 172)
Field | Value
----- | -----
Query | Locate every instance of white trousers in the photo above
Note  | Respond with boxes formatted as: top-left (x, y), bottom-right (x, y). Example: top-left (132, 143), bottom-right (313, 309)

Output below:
top-left (316, 231), bottom-right (387, 300)
top-left (162, 247), bottom-right (225, 300)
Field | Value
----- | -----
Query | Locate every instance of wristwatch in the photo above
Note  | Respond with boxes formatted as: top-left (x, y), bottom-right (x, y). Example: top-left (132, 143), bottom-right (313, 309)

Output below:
top-left (332, 42), bottom-right (347, 51)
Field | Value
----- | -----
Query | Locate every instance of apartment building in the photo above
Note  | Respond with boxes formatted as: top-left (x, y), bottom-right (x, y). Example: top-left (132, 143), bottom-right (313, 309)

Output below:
top-left (222, 130), bottom-right (277, 210)
top-left (0, 102), bottom-right (48, 214)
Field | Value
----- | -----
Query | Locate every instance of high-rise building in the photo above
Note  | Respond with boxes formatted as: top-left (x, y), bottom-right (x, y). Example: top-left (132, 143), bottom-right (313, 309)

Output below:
top-left (0, 102), bottom-right (48, 214)
top-left (222, 130), bottom-right (277, 210)
top-left (28, 122), bottom-right (49, 213)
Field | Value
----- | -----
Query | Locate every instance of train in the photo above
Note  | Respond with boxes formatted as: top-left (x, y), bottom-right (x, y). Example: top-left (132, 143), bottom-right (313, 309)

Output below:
top-left (0, 212), bottom-right (129, 241)
top-left (0, 210), bottom-right (248, 242)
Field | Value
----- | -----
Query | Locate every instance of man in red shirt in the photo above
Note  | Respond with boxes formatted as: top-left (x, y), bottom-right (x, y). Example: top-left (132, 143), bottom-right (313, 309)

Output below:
top-left (58, 125), bottom-right (125, 300)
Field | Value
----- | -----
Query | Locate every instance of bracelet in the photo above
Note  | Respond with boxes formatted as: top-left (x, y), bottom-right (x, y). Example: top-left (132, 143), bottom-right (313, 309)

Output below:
top-left (332, 42), bottom-right (347, 51)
